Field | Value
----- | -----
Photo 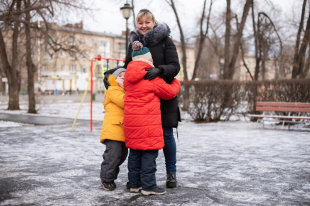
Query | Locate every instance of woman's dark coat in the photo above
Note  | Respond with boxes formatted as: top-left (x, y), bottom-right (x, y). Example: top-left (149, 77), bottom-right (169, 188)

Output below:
top-left (124, 23), bottom-right (181, 128)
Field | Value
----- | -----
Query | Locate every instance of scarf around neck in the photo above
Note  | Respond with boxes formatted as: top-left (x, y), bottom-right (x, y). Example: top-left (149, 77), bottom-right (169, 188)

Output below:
top-left (129, 23), bottom-right (171, 47)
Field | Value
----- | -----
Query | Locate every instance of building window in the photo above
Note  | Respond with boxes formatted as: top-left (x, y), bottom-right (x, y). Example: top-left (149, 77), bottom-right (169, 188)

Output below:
top-left (61, 65), bottom-right (66, 71)
top-left (70, 51), bottom-right (76, 59)
top-left (70, 65), bottom-right (76, 72)
top-left (98, 40), bottom-right (104, 47)
top-left (118, 43), bottom-right (126, 57)
top-left (44, 47), bottom-right (53, 60)
top-left (44, 49), bottom-right (50, 59)
top-left (43, 65), bottom-right (48, 72)
top-left (80, 38), bottom-right (85, 45)
top-left (89, 39), bottom-right (94, 47)
top-left (69, 36), bottom-right (75, 46)
top-left (89, 53), bottom-right (94, 59)
top-left (61, 51), bottom-right (66, 58)
top-left (119, 43), bottom-right (125, 51)
top-left (104, 41), bottom-right (110, 57)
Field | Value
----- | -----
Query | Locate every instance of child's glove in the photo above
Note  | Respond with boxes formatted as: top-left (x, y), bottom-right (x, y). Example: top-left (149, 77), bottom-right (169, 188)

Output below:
top-left (144, 67), bottom-right (162, 80)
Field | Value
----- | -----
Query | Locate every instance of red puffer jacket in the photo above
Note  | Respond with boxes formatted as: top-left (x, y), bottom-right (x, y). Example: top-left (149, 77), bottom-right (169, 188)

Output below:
top-left (124, 60), bottom-right (181, 150)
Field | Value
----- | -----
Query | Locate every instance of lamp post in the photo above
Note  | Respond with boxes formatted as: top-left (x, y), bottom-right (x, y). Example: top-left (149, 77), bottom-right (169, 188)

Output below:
top-left (120, 2), bottom-right (132, 55)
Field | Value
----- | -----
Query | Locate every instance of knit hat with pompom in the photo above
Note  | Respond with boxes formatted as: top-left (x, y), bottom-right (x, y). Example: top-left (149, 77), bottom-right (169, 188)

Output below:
top-left (131, 41), bottom-right (154, 66)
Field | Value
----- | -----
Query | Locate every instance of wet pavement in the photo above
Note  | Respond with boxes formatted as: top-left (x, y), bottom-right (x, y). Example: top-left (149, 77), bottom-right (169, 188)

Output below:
top-left (0, 113), bottom-right (310, 205)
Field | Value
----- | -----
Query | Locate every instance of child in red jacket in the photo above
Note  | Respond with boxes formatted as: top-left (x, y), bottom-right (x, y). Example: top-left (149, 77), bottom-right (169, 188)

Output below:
top-left (124, 41), bottom-right (181, 195)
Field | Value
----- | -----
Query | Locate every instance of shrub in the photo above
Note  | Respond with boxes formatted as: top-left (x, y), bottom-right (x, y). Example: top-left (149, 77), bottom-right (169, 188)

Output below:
top-left (180, 79), bottom-right (310, 122)
top-left (183, 80), bottom-right (243, 122)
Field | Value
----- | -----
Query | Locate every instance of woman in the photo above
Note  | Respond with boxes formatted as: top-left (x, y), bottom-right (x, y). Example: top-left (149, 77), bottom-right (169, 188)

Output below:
top-left (124, 9), bottom-right (180, 188)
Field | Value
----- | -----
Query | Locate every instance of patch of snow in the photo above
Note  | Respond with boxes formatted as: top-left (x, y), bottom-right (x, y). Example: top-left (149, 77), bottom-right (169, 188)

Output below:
top-left (0, 120), bottom-right (25, 127)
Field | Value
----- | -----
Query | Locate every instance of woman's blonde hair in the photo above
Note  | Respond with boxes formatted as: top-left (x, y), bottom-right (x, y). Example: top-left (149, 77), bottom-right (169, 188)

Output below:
top-left (136, 9), bottom-right (158, 25)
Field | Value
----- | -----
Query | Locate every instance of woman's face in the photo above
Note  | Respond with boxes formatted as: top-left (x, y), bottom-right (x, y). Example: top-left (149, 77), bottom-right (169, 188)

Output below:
top-left (137, 15), bottom-right (155, 36)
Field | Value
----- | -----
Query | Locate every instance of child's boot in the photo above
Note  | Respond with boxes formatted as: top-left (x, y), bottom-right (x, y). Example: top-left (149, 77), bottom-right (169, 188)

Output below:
top-left (166, 173), bottom-right (177, 188)
top-left (102, 181), bottom-right (116, 191)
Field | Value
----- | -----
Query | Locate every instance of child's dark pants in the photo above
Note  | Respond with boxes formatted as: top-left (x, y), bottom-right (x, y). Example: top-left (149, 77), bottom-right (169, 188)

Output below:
top-left (128, 149), bottom-right (158, 189)
top-left (100, 140), bottom-right (128, 183)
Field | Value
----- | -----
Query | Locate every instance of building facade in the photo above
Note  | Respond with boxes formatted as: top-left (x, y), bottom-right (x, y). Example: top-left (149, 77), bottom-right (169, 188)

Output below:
top-left (0, 21), bottom-right (195, 95)
top-left (35, 22), bottom-right (127, 94)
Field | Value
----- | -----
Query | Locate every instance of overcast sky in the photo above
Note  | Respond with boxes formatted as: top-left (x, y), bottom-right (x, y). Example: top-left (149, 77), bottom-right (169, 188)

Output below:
top-left (66, 0), bottom-right (301, 41)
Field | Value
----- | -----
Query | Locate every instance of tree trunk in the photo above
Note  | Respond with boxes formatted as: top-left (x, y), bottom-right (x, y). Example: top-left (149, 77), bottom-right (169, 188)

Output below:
top-left (261, 42), bottom-right (268, 80)
top-left (292, 7), bottom-right (310, 79)
top-left (131, 0), bottom-right (136, 28)
top-left (191, 0), bottom-right (213, 80)
top-left (0, 1), bottom-right (21, 110)
top-left (166, 0), bottom-right (189, 110)
top-left (226, 0), bottom-right (252, 79)
top-left (301, 43), bottom-right (310, 78)
top-left (292, 0), bottom-right (307, 78)
top-left (7, 80), bottom-right (20, 109)
top-left (10, 0), bottom-right (22, 110)
top-left (251, 3), bottom-right (260, 81)
top-left (168, 0), bottom-right (188, 81)
top-left (24, 0), bottom-right (37, 113)
top-left (223, 0), bottom-right (231, 80)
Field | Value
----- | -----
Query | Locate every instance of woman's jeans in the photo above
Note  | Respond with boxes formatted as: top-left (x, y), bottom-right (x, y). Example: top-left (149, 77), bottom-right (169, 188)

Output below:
top-left (163, 127), bottom-right (176, 174)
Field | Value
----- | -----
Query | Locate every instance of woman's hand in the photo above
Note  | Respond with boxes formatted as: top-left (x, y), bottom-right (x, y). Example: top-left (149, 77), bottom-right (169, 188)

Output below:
top-left (144, 68), bottom-right (162, 80)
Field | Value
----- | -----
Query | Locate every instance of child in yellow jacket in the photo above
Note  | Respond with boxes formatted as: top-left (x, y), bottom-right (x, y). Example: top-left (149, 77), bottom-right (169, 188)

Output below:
top-left (100, 68), bottom-right (127, 191)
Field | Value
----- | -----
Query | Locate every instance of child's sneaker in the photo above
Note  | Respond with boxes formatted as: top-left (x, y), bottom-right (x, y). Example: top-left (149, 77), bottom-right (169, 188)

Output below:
top-left (102, 181), bottom-right (116, 191)
top-left (141, 185), bottom-right (166, 195)
top-left (126, 182), bottom-right (141, 193)
top-left (129, 187), bottom-right (142, 193)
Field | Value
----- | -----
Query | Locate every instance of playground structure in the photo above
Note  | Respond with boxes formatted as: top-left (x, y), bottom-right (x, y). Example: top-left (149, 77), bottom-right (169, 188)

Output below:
top-left (71, 55), bottom-right (125, 131)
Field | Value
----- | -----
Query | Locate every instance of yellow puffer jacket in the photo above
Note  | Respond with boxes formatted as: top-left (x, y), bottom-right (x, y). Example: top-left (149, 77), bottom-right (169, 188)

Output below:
top-left (100, 75), bottom-right (125, 143)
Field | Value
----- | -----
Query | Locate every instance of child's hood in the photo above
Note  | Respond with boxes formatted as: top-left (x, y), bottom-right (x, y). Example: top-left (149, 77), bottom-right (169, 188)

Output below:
top-left (104, 75), bottom-right (124, 99)
top-left (125, 61), bottom-right (153, 84)
top-left (108, 74), bottom-right (119, 86)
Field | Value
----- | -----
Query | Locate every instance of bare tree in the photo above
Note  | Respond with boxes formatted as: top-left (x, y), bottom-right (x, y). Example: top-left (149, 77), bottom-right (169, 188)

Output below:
top-left (0, 0), bottom-right (89, 111)
top-left (251, 2), bottom-right (260, 81)
top-left (255, 12), bottom-right (283, 80)
top-left (240, 42), bottom-right (254, 80)
top-left (131, 0), bottom-right (136, 28)
top-left (223, 0), bottom-right (231, 80)
top-left (164, 0), bottom-right (190, 110)
top-left (224, 0), bottom-right (253, 79)
top-left (191, 0), bottom-right (214, 80)
top-left (301, 42), bottom-right (310, 78)
top-left (23, 0), bottom-right (37, 113)
top-left (248, 1), bottom-right (283, 81)
top-left (292, 0), bottom-right (310, 79)
top-left (165, 0), bottom-right (188, 81)
top-left (0, 0), bottom-right (22, 110)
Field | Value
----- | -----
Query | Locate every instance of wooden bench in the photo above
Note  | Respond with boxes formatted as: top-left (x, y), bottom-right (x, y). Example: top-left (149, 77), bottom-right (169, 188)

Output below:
top-left (249, 101), bottom-right (310, 129)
